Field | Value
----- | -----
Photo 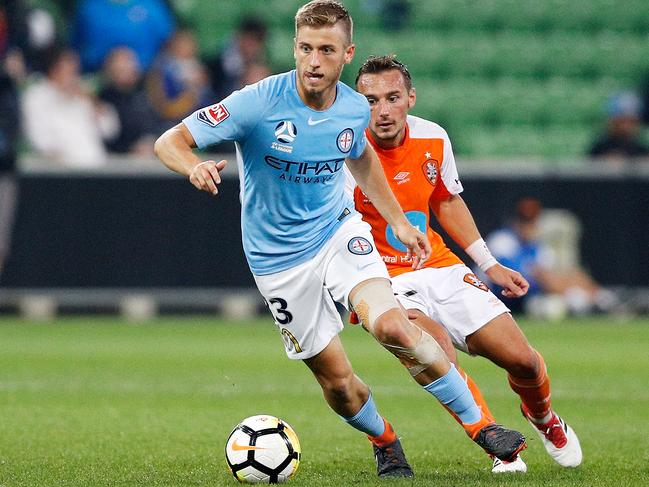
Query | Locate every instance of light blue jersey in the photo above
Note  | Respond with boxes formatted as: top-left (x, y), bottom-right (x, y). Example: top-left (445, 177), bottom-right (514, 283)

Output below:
top-left (183, 71), bottom-right (370, 275)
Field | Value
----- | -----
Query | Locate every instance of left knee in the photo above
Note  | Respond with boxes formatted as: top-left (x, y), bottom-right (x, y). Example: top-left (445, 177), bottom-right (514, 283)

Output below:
top-left (372, 310), bottom-right (417, 347)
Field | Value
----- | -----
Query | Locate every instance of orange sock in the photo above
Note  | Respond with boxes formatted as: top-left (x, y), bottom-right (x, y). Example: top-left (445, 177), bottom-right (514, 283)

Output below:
top-left (508, 351), bottom-right (552, 421)
top-left (368, 418), bottom-right (398, 447)
top-left (442, 366), bottom-right (496, 439)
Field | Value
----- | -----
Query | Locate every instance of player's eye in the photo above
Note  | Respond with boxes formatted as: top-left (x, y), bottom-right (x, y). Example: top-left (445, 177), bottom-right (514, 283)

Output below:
top-left (323, 47), bottom-right (334, 54)
top-left (389, 95), bottom-right (399, 102)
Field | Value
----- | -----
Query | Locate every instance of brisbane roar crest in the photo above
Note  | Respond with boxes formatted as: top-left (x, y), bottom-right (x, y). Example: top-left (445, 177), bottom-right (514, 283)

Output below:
top-left (422, 158), bottom-right (439, 186)
top-left (463, 273), bottom-right (489, 292)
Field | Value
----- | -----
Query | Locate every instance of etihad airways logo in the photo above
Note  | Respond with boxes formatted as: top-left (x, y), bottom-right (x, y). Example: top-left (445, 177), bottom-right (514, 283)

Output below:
top-left (264, 155), bottom-right (344, 184)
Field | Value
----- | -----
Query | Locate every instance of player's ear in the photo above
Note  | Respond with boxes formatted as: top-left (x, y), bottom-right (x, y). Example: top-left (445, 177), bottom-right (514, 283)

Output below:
top-left (344, 43), bottom-right (355, 64)
top-left (293, 37), bottom-right (297, 60)
top-left (408, 87), bottom-right (416, 109)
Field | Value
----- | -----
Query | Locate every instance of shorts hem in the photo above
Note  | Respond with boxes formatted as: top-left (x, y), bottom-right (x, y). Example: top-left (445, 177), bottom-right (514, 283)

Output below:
top-left (461, 308), bottom-right (511, 355)
top-left (285, 330), bottom-right (340, 361)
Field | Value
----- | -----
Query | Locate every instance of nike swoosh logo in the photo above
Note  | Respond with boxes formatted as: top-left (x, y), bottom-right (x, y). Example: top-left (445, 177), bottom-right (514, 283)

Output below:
top-left (308, 117), bottom-right (330, 126)
top-left (231, 440), bottom-right (267, 452)
top-left (357, 261), bottom-right (376, 271)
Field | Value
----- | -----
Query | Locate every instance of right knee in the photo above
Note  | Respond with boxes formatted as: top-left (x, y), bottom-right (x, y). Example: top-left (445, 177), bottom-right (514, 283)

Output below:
top-left (508, 348), bottom-right (543, 379)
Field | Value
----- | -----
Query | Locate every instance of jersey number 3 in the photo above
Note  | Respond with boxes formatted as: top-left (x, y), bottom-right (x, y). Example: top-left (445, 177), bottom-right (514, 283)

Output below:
top-left (265, 297), bottom-right (293, 325)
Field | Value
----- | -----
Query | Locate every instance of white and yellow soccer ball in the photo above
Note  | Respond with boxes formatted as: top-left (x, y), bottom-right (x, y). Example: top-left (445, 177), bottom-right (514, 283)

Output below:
top-left (225, 415), bottom-right (301, 484)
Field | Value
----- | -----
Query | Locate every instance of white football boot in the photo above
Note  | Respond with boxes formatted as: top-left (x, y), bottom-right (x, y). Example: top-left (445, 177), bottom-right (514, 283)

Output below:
top-left (522, 406), bottom-right (582, 467)
top-left (492, 454), bottom-right (528, 473)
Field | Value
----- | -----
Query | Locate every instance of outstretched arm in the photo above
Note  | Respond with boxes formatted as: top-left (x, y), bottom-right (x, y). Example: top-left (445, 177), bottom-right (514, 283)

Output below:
top-left (346, 145), bottom-right (431, 268)
top-left (154, 123), bottom-right (227, 195)
top-left (430, 194), bottom-right (529, 298)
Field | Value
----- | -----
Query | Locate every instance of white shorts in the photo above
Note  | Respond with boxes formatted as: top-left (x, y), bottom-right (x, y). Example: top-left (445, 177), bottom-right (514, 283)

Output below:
top-left (391, 264), bottom-right (510, 353)
top-left (253, 213), bottom-right (389, 360)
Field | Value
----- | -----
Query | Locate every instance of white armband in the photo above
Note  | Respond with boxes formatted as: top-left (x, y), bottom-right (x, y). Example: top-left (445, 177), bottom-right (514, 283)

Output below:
top-left (465, 238), bottom-right (498, 272)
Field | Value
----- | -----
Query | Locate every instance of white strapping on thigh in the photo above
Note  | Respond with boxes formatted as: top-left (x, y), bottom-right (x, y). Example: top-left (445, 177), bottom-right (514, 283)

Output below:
top-left (348, 278), bottom-right (399, 332)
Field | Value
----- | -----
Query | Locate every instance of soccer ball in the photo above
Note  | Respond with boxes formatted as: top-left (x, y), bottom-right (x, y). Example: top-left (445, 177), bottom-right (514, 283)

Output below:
top-left (225, 414), bottom-right (301, 484)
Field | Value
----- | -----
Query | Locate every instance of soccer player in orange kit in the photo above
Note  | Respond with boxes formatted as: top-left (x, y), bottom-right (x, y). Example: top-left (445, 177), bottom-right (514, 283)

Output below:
top-left (348, 55), bottom-right (582, 473)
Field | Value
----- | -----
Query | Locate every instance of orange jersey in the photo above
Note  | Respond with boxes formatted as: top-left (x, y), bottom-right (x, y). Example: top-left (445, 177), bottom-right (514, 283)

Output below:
top-left (350, 115), bottom-right (464, 277)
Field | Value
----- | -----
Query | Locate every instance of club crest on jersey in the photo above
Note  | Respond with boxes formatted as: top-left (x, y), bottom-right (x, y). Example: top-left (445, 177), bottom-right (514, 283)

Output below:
top-left (348, 237), bottom-right (373, 255)
top-left (463, 273), bottom-right (489, 292)
top-left (337, 128), bottom-right (354, 153)
top-left (197, 103), bottom-right (230, 127)
top-left (422, 158), bottom-right (439, 186)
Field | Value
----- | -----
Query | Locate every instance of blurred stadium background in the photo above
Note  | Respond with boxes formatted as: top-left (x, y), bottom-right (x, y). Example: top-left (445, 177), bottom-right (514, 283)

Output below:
top-left (0, 0), bottom-right (648, 318)
top-left (2, 2), bottom-right (649, 486)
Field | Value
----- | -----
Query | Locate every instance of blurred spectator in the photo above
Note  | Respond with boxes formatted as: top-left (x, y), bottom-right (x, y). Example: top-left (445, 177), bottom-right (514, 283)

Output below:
top-left (0, 8), bottom-right (22, 281)
top-left (23, 0), bottom-right (67, 73)
top-left (206, 16), bottom-right (269, 99)
top-left (146, 29), bottom-right (213, 128)
top-left (2, 0), bottom-right (70, 76)
top-left (588, 91), bottom-right (649, 163)
top-left (486, 197), bottom-right (617, 317)
top-left (1, 1), bottom-right (28, 81)
top-left (72, 0), bottom-right (175, 73)
top-left (241, 61), bottom-right (272, 87)
top-left (99, 47), bottom-right (160, 155)
top-left (21, 47), bottom-right (119, 167)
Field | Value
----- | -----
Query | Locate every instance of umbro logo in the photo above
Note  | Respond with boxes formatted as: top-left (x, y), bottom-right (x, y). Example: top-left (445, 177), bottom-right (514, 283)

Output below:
top-left (307, 116), bottom-right (330, 126)
top-left (393, 171), bottom-right (410, 185)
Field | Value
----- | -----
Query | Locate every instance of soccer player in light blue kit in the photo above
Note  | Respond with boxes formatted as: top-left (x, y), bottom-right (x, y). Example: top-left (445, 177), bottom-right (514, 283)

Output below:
top-left (154, 1), bottom-right (525, 478)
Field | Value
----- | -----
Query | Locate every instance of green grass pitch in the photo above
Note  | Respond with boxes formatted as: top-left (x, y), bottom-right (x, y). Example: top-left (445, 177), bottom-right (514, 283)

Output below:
top-left (1, 315), bottom-right (648, 486)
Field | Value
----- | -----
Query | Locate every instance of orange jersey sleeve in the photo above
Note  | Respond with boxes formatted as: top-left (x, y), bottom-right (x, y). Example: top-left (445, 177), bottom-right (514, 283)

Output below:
top-left (353, 116), bottom-right (463, 276)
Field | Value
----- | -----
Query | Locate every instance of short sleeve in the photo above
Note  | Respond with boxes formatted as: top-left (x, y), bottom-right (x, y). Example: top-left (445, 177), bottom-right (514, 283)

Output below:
top-left (347, 102), bottom-right (370, 160)
top-left (438, 129), bottom-right (463, 195)
top-left (182, 83), bottom-right (265, 150)
top-left (430, 128), bottom-right (463, 201)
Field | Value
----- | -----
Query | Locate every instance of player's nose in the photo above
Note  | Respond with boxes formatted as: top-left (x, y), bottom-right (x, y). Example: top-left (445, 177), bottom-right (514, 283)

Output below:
top-left (378, 100), bottom-right (390, 116)
top-left (309, 51), bottom-right (320, 67)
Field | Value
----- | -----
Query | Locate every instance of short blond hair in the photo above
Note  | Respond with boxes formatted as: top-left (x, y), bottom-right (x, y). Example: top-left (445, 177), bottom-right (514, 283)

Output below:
top-left (295, 1), bottom-right (353, 45)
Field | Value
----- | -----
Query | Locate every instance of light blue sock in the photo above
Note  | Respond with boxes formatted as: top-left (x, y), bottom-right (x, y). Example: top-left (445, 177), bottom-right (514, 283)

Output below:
top-left (341, 393), bottom-right (386, 437)
top-left (423, 364), bottom-right (481, 424)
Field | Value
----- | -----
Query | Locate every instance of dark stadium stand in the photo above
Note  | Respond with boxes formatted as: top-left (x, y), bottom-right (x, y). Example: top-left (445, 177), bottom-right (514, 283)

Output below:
top-left (171, 0), bottom-right (649, 158)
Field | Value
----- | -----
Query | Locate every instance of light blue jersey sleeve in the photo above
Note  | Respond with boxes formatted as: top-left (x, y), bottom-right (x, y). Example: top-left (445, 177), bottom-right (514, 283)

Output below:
top-left (182, 83), bottom-right (267, 149)
top-left (347, 107), bottom-right (369, 160)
